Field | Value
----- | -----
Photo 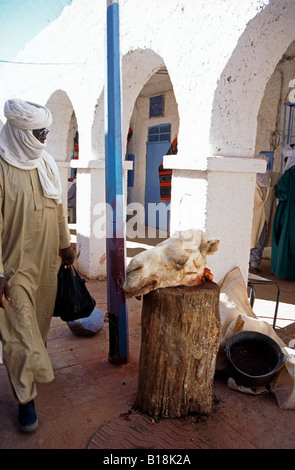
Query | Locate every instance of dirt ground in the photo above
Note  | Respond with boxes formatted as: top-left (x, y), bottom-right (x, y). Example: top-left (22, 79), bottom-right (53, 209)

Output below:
top-left (0, 258), bottom-right (294, 455)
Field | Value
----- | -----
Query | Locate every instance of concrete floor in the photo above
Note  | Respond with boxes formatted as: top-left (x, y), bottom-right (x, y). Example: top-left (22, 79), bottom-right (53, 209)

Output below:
top-left (0, 251), bottom-right (295, 451)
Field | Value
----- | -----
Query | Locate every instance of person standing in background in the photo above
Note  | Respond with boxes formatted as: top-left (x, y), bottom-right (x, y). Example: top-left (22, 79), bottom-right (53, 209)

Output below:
top-left (271, 145), bottom-right (295, 281)
top-left (249, 154), bottom-right (279, 274)
top-left (249, 169), bottom-right (271, 274)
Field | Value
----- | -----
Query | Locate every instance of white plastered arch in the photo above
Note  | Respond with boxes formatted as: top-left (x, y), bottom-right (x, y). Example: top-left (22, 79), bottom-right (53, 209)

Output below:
top-left (45, 89), bottom-right (76, 163)
top-left (91, 48), bottom-right (167, 160)
top-left (209, 0), bottom-right (295, 158)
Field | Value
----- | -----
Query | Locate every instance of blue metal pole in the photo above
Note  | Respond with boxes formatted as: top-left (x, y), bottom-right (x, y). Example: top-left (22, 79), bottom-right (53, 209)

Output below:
top-left (105, 0), bottom-right (129, 364)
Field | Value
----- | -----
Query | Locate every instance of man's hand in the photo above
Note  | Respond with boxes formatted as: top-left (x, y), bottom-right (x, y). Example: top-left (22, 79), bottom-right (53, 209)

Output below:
top-left (0, 276), bottom-right (10, 309)
top-left (59, 246), bottom-right (75, 265)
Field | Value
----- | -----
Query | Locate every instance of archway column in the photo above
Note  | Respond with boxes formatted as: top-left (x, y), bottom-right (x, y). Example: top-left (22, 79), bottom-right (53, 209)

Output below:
top-left (71, 159), bottom-right (133, 279)
top-left (165, 155), bottom-right (266, 284)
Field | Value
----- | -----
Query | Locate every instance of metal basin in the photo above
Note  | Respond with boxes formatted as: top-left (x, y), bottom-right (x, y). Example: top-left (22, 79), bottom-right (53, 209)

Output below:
top-left (225, 330), bottom-right (285, 387)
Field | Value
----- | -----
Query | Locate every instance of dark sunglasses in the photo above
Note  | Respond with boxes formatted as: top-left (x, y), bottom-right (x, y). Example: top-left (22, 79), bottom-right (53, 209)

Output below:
top-left (34, 128), bottom-right (49, 138)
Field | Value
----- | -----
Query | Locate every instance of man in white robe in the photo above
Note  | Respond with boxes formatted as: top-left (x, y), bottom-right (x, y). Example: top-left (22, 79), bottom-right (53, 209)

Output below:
top-left (0, 98), bottom-right (74, 432)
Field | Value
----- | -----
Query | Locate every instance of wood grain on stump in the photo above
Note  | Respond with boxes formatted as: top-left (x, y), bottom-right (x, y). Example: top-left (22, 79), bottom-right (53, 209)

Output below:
top-left (136, 282), bottom-right (221, 418)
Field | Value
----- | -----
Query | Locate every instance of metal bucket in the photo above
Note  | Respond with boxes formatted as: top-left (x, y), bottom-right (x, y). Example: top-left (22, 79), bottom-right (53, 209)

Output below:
top-left (225, 331), bottom-right (284, 387)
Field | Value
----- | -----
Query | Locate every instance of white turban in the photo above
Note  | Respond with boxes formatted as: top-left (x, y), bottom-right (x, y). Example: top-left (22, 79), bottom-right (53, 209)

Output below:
top-left (4, 98), bottom-right (52, 129)
top-left (0, 98), bottom-right (62, 203)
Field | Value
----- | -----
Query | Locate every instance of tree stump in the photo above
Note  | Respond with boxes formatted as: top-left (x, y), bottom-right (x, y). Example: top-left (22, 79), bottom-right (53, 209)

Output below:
top-left (135, 282), bottom-right (221, 418)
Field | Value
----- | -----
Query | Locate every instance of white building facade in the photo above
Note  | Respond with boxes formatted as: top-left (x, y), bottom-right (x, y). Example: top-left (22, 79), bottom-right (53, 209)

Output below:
top-left (1, 0), bottom-right (295, 284)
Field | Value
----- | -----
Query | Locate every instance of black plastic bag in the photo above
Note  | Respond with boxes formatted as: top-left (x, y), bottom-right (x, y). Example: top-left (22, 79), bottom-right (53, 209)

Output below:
top-left (53, 264), bottom-right (96, 322)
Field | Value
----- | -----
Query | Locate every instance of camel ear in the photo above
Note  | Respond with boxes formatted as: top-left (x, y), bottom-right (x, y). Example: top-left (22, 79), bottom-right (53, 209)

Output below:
top-left (200, 239), bottom-right (219, 256)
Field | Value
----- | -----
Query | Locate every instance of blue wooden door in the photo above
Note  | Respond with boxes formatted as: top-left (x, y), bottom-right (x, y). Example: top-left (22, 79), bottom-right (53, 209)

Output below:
top-left (145, 140), bottom-right (171, 230)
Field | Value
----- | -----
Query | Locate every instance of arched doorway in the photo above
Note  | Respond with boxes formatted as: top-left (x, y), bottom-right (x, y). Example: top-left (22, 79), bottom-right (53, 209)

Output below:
top-left (205, 0), bottom-right (295, 280)
top-left (126, 66), bottom-right (179, 233)
top-left (209, 2), bottom-right (295, 158)
top-left (255, 40), bottom-right (295, 171)
top-left (46, 90), bottom-right (78, 219)
top-left (46, 90), bottom-right (77, 163)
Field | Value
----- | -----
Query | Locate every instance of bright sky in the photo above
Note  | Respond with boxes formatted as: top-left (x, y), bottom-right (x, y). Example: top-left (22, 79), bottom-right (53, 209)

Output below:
top-left (0, 0), bottom-right (72, 63)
